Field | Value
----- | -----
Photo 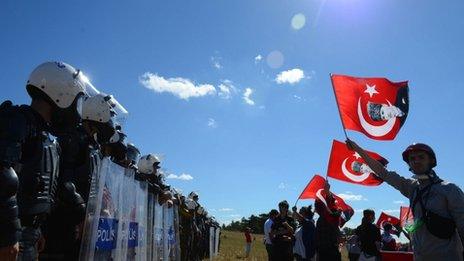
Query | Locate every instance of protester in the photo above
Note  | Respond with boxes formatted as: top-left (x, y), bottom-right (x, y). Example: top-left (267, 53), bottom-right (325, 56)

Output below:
top-left (356, 209), bottom-right (381, 261)
top-left (292, 206), bottom-right (316, 261)
top-left (315, 182), bottom-right (342, 261)
top-left (244, 227), bottom-right (252, 258)
top-left (264, 209), bottom-right (278, 261)
top-left (270, 200), bottom-right (295, 261)
top-left (346, 234), bottom-right (361, 261)
top-left (347, 139), bottom-right (464, 260)
top-left (381, 223), bottom-right (397, 251)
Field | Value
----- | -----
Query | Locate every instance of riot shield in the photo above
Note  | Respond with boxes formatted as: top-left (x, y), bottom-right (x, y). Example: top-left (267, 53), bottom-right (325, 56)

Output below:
top-left (153, 197), bottom-right (164, 260)
top-left (173, 206), bottom-right (181, 261)
top-left (146, 193), bottom-right (155, 261)
top-left (79, 157), bottom-right (124, 261)
top-left (163, 205), bottom-right (179, 261)
top-left (134, 179), bottom-right (148, 261)
top-left (114, 168), bottom-right (136, 260)
top-left (209, 226), bottom-right (215, 260)
top-left (214, 227), bottom-right (220, 256)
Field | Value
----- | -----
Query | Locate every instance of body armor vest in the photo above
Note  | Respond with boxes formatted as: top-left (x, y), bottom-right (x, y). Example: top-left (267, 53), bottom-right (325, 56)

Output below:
top-left (5, 105), bottom-right (60, 218)
top-left (58, 128), bottom-right (101, 205)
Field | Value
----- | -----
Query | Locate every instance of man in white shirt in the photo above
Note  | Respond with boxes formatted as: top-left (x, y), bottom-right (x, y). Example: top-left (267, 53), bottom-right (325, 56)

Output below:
top-left (264, 209), bottom-right (279, 261)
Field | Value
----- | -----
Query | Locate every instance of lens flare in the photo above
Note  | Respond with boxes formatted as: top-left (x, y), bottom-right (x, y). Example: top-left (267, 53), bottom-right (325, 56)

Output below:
top-left (266, 51), bottom-right (284, 69)
top-left (291, 13), bottom-right (306, 30)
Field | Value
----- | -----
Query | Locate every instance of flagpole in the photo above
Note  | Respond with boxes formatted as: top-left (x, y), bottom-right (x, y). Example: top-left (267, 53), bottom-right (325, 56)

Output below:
top-left (330, 73), bottom-right (349, 140)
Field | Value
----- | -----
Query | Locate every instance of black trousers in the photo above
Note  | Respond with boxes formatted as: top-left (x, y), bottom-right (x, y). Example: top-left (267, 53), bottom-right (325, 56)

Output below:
top-left (272, 242), bottom-right (293, 261)
top-left (265, 244), bottom-right (273, 261)
top-left (317, 249), bottom-right (341, 261)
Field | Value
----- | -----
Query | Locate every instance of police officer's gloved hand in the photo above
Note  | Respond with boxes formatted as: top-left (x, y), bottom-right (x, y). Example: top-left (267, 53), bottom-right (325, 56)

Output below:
top-left (59, 182), bottom-right (86, 224)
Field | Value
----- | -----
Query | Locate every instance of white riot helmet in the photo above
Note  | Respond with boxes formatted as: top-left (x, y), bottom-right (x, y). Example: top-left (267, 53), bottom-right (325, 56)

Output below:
top-left (188, 191), bottom-right (199, 200)
top-left (27, 62), bottom-right (88, 110)
top-left (137, 154), bottom-right (161, 175)
top-left (185, 198), bottom-right (198, 210)
top-left (82, 94), bottom-right (115, 123)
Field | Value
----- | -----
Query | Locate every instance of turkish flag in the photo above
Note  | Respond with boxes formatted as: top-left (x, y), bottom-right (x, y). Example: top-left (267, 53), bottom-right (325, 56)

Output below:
top-left (298, 175), bottom-right (326, 199)
top-left (400, 206), bottom-right (414, 227)
top-left (327, 140), bottom-right (387, 186)
top-left (376, 212), bottom-right (401, 228)
top-left (331, 74), bottom-right (409, 140)
top-left (299, 175), bottom-right (354, 227)
top-left (331, 193), bottom-right (354, 227)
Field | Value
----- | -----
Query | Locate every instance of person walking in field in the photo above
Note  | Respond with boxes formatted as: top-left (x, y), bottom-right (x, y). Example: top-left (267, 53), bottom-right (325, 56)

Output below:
top-left (244, 227), bottom-right (252, 258)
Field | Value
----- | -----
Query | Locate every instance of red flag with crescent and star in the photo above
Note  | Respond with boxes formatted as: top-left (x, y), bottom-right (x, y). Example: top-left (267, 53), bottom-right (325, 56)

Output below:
top-left (331, 74), bottom-right (409, 140)
top-left (299, 175), bottom-right (354, 227)
top-left (377, 212), bottom-right (401, 228)
top-left (298, 174), bottom-right (326, 199)
top-left (327, 140), bottom-right (388, 186)
top-left (400, 206), bottom-right (414, 227)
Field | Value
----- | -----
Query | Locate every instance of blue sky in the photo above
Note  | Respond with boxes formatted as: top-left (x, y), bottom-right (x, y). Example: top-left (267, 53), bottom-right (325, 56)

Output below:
top-left (2, 0), bottom-right (464, 233)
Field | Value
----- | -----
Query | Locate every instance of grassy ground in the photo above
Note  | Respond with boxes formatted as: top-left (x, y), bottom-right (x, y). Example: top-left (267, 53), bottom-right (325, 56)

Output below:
top-left (211, 230), bottom-right (349, 261)
top-left (212, 230), bottom-right (267, 261)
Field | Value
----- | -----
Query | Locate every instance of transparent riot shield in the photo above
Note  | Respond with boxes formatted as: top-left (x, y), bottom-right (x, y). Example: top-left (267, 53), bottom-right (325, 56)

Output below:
top-left (163, 205), bottom-right (179, 261)
top-left (146, 193), bottom-right (155, 261)
top-left (134, 180), bottom-right (148, 261)
top-left (173, 206), bottom-right (181, 261)
top-left (163, 205), bottom-right (172, 260)
top-left (79, 155), bottom-right (104, 260)
top-left (79, 158), bottom-right (124, 261)
top-left (209, 227), bottom-right (215, 260)
top-left (214, 227), bottom-right (220, 256)
top-left (153, 197), bottom-right (164, 260)
top-left (114, 168), bottom-right (136, 260)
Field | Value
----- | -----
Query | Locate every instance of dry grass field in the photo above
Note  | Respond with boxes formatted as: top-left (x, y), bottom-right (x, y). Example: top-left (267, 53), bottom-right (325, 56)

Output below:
top-left (210, 230), bottom-right (349, 261)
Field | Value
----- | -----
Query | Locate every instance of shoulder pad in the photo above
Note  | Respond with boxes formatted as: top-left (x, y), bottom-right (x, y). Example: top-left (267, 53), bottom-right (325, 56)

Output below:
top-left (0, 103), bottom-right (35, 141)
top-left (0, 103), bottom-right (35, 165)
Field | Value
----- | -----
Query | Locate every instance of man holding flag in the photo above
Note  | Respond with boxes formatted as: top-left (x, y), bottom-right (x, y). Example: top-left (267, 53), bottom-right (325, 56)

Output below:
top-left (347, 140), bottom-right (464, 261)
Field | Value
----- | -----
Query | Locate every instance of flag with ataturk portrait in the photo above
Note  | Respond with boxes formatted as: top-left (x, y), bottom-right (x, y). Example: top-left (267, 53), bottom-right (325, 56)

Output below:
top-left (331, 74), bottom-right (409, 140)
top-left (327, 140), bottom-right (388, 186)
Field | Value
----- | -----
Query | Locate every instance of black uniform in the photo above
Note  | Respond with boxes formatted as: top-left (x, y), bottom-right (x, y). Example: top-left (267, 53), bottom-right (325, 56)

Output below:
top-left (42, 126), bottom-right (101, 260)
top-left (0, 101), bottom-right (59, 259)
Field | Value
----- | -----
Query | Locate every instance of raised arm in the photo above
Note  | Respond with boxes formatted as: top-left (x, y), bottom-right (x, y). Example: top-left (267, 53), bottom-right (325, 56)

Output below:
top-left (346, 139), bottom-right (416, 198)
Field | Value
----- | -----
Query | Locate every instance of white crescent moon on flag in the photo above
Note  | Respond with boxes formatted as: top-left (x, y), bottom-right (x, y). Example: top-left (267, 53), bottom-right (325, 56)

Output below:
top-left (315, 188), bottom-right (327, 206)
top-left (357, 98), bottom-right (396, 137)
top-left (341, 158), bottom-right (370, 182)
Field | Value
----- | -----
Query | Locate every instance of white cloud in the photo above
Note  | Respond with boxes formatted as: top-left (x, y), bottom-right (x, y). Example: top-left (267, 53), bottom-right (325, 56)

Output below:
top-left (382, 209), bottom-right (400, 214)
top-left (393, 200), bottom-right (405, 204)
top-left (218, 80), bottom-right (237, 99)
top-left (139, 72), bottom-right (216, 100)
top-left (338, 192), bottom-right (366, 201)
top-left (211, 56), bottom-right (223, 69)
top-left (166, 173), bottom-right (194, 181)
top-left (254, 54), bottom-right (263, 63)
top-left (275, 68), bottom-right (305, 85)
top-left (243, 88), bottom-right (255, 105)
top-left (207, 118), bottom-right (218, 128)
top-left (229, 214), bottom-right (242, 218)
top-left (278, 182), bottom-right (287, 190)
top-left (218, 208), bottom-right (234, 212)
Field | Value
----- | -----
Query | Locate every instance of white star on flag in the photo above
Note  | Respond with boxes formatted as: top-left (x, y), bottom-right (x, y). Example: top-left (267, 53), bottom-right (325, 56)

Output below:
top-left (364, 84), bottom-right (379, 98)
top-left (353, 152), bottom-right (361, 159)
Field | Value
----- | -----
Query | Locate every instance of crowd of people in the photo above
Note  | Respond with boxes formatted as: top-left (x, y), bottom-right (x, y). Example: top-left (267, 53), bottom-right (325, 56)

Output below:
top-left (0, 61), bottom-right (220, 261)
top-left (257, 139), bottom-right (464, 261)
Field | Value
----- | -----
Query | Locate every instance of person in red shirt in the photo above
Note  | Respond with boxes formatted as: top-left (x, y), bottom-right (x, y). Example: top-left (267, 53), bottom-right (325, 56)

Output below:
top-left (244, 227), bottom-right (252, 257)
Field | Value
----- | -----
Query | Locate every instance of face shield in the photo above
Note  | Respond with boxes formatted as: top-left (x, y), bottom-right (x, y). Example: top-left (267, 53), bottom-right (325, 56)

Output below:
top-left (80, 72), bottom-right (129, 127)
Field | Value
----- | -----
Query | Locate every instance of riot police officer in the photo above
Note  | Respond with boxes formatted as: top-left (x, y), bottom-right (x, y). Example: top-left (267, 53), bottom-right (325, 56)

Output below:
top-left (0, 61), bottom-right (87, 260)
top-left (41, 93), bottom-right (124, 260)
